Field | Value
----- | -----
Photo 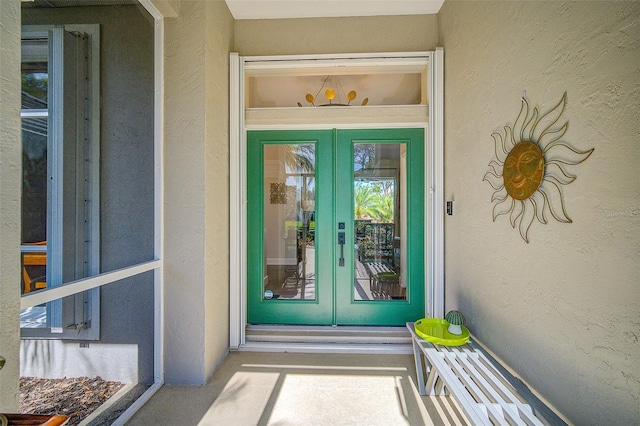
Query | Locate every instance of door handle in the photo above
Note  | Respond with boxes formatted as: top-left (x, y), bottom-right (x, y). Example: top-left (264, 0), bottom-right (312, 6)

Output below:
top-left (338, 232), bottom-right (345, 267)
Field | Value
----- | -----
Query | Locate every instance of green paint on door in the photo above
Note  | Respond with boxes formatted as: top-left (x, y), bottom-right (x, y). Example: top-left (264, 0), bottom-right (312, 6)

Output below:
top-left (247, 129), bottom-right (424, 326)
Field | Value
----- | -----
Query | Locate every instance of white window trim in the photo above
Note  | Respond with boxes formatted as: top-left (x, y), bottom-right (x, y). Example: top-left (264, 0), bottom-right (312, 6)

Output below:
top-left (428, 47), bottom-right (445, 319)
top-left (20, 24), bottom-right (101, 339)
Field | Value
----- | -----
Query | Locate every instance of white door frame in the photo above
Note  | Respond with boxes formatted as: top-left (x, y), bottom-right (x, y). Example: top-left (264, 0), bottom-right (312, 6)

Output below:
top-left (229, 50), bottom-right (444, 348)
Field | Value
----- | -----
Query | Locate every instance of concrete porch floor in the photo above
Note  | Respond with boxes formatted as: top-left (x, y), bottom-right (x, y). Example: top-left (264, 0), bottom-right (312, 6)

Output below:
top-left (126, 351), bottom-right (466, 425)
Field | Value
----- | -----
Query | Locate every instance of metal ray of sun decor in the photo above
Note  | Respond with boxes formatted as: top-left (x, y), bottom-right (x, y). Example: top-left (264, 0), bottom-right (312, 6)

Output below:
top-left (482, 92), bottom-right (594, 243)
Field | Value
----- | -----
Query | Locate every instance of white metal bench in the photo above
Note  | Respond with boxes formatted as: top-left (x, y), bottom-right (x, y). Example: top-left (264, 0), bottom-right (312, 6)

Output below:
top-left (365, 262), bottom-right (393, 278)
top-left (365, 262), bottom-right (396, 294)
top-left (407, 322), bottom-right (546, 426)
top-left (365, 262), bottom-right (400, 299)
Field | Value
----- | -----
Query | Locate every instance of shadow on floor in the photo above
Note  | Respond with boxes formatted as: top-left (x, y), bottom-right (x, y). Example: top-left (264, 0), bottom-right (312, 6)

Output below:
top-left (126, 352), bottom-right (466, 425)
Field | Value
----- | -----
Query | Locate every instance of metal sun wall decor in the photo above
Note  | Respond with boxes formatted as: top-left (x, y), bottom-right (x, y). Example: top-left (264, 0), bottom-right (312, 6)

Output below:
top-left (483, 92), bottom-right (594, 243)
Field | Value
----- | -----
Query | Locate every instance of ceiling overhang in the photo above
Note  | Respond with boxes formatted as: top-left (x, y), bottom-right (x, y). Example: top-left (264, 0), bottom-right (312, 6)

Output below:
top-left (20, 0), bottom-right (445, 19)
top-left (21, 0), bottom-right (137, 7)
top-left (224, 0), bottom-right (445, 20)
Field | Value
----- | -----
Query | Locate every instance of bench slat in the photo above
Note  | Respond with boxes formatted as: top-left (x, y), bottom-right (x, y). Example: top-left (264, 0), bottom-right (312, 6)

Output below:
top-left (443, 352), bottom-right (511, 425)
top-left (453, 352), bottom-right (531, 425)
top-left (467, 351), bottom-right (543, 425)
top-left (407, 322), bottom-right (545, 426)
top-left (426, 347), bottom-right (494, 425)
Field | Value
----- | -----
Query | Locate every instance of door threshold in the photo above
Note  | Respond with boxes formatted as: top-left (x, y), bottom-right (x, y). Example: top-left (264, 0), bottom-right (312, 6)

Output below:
top-left (235, 341), bottom-right (413, 355)
top-left (246, 324), bottom-right (409, 332)
top-left (239, 324), bottom-right (413, 354)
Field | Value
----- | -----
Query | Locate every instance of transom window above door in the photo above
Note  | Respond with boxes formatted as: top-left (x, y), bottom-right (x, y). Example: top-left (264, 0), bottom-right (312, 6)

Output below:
top-left (244, 55), bottom-right (429, 108)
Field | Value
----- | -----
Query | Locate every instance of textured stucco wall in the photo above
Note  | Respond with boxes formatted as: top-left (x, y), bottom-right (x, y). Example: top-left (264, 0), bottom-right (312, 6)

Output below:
top-left (0, 0), bottom-right (22, 412)
top-left (438, 1), bottom-right (640, 424)
top-left (164, 0), bottom-right (233, 384)
top-left (164, 0), bottom-right (207, 384)
top-left (21, 5), bottom-right (155, 384)
top-left (204, 0), bottom-right (234, 380)
top-left (234, 14), bottom-right (438, 56)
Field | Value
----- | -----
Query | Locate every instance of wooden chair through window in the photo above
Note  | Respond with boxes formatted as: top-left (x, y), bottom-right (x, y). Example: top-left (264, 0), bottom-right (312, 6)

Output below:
top-left (22, 241), bottom-right (47, 294)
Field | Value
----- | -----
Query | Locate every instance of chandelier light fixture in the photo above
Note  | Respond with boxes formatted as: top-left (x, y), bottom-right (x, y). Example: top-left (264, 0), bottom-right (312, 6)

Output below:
top-left (298, 75), bottom-right (368, 107)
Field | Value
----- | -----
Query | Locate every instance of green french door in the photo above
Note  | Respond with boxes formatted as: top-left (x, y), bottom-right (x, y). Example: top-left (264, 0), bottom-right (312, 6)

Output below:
top-left (247, 129), bottom-right (424, 326)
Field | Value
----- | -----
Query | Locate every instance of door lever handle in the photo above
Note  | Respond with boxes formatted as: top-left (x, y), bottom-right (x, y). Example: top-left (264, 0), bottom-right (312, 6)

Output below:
top-left (338, 232), bottom-right (345, 267)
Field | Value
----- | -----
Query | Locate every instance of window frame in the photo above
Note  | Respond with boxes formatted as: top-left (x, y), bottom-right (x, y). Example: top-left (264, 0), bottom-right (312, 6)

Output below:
top-left (20, 24), bottom-right (101, 340)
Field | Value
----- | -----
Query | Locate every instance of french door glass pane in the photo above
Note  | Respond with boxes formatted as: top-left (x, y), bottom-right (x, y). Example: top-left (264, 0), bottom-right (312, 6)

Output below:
top-left (263, 144), bottom-right (316, 301)
top-left (353, 143), bottom-right (407, 301)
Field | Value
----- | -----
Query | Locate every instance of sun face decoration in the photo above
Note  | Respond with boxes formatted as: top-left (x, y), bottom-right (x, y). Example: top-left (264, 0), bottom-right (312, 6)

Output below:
top-left (483, 92), bottom-right (594, 243)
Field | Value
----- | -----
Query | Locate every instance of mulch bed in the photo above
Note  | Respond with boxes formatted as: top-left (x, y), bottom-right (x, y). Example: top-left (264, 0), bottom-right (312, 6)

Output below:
top-left (20, 377), bottom-right (124, 426)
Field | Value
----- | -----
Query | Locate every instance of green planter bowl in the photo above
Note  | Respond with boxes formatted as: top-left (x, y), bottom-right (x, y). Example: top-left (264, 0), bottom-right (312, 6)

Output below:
top-left (414, 318), bottom-right (470, 346)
